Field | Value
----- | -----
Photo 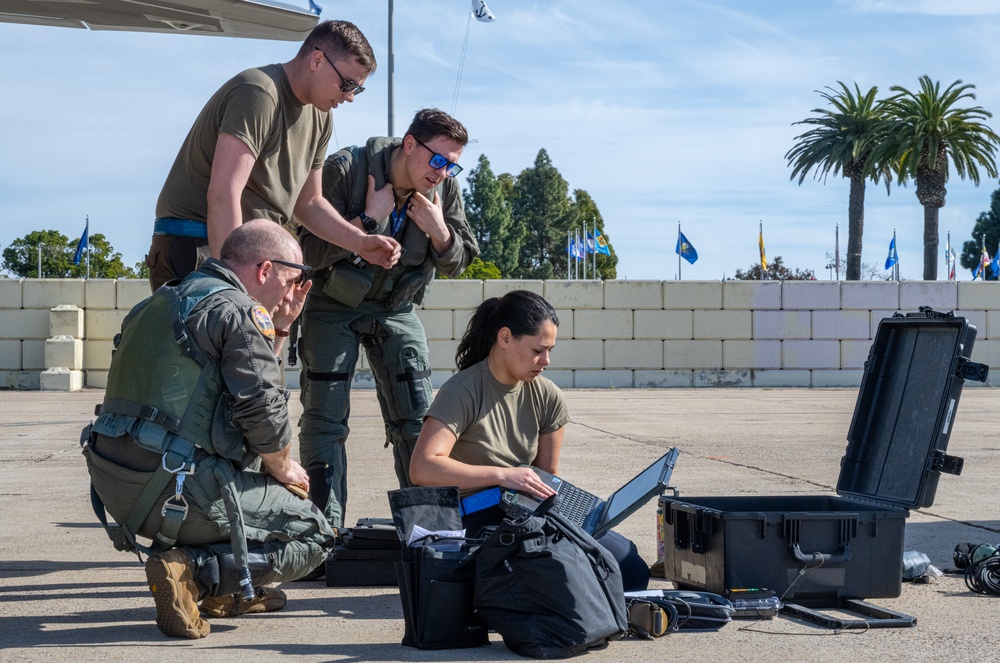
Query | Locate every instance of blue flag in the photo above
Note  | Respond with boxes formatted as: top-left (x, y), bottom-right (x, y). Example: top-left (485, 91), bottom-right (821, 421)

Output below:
top-left (308, 0), bottom-right (322, 15)
top-left (676, 231), bottom-right (698, 264)
top-left (990, 250), bottom-right (1000, 281)
top-left (884, 237), bottom-right (898, 270)
top-left (591, 229), bottom-right (612, 256)
top-left (73, 220), bottom-right (89, 266)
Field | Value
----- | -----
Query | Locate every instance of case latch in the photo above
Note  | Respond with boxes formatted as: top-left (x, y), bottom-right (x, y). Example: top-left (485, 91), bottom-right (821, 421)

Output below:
top-left (956, 357), bottom-right (989, 383)
top-left (931, 450), bottom-right (964, 476)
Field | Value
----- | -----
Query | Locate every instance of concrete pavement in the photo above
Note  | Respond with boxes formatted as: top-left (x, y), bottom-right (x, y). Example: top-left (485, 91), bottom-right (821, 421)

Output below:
top-left (2, 386), bottom-right (999, 662)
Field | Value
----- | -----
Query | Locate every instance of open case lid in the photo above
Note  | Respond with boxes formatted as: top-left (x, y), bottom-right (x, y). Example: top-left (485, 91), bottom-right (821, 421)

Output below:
top-left (837, 309), bottom-right (988, 510)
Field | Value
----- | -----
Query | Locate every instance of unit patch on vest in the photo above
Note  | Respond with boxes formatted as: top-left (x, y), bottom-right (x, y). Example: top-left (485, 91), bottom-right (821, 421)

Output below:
top-left (251, 305), bottom-right (275, 340)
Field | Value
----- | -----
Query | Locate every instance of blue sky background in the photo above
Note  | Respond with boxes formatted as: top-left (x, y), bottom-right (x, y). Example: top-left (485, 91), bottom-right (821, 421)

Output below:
top-left (3, 0), bottom-right (1000, 280)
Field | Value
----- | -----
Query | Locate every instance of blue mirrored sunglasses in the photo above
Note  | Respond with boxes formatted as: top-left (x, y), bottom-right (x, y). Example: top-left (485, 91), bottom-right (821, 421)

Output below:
top-left (412, 137), bottom-right (463, 177)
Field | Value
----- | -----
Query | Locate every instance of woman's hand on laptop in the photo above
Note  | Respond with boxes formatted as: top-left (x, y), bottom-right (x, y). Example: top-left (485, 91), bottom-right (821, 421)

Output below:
top-left (498, 467), bottom-right (557, 499)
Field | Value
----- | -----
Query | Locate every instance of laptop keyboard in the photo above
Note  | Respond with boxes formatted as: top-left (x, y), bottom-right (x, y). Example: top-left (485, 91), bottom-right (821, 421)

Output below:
top-left (556, 484), bottom-right (599, 526)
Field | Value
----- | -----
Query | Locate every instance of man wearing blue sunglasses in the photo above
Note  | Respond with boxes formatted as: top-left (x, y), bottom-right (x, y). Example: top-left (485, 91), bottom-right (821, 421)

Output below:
top-left (295, 109), bottom-right (480, 547)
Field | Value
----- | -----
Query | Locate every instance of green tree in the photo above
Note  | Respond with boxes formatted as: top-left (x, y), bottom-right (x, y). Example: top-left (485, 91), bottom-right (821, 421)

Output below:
top-left (566, 189), bottom-right (617, 279)
top-left (785, 82), bottom-right (889, 281)
top-left (876, 76), bottom-right (999, 279)
top-left (960, 185), bottom-right (1000, 273)
top-left (510, 149), bottom-right (570, 279)
top-left (732, 255), bottom-right (815, 281)
top-left (462, 154), bottom-right (521, 277)
top-left (452, 257), bottom-right (502, 280)
top-left (2, 230), bottom-right (137, 278)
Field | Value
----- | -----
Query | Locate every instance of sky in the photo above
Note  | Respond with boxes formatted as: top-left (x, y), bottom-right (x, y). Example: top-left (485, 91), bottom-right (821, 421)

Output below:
top-left (3, 0), bottom-right (1000, 281)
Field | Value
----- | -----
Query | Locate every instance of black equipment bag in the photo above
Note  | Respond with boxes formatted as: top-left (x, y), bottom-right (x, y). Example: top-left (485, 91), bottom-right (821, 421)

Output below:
top-left (474, 508), bottom-right (628, 659)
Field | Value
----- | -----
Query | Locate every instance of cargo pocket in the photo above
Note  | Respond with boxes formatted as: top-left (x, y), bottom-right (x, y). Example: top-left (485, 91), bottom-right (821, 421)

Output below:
top-left (395, 346), bottom-right (431, 414)
top-left (82, 445), bottom-right (158, 527)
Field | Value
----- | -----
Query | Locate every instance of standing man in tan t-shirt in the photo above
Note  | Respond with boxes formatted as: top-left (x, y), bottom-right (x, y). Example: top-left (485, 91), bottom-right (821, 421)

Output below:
top-left (147, 19), bottom-right (400, 292)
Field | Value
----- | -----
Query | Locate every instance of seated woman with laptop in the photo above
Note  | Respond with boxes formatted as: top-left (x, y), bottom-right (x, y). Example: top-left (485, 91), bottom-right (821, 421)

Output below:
top-left (408, 290), bottom-right (650, 591)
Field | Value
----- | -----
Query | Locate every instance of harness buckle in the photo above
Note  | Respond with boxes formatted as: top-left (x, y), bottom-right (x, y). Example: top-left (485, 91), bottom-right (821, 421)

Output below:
top-left (161, 493), bottom-right (190, 519)
top-left (162, 454), bottom-right (196, 476)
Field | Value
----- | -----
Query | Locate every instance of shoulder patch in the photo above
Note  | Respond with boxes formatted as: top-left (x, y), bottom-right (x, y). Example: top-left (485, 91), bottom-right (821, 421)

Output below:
top-left (251, 305), bottom-right (276, 340)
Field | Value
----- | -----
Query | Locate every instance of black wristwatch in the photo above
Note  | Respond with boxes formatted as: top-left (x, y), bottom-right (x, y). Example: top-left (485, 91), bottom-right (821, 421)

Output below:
top-left (358, 212), bottom-right (378, 234)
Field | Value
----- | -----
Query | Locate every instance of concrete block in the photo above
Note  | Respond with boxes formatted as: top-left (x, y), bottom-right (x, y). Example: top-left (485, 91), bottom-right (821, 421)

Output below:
top-left (117, 279), bottom-right (150, 310)
top-left (899, 281), bottom-right (958, 311)
top-left (351, 370), bottom-right (376, 390)
top-left (573, 370), bottom-right (633, 389)
top-left (21, 340), bottom-right (44, 370)
top-left (782, 281), bottom-right (841, 310)
top-left (812, 310), bottom-right (871, 340)
top-left (694, 370), bottom-right (751, 387)
top-left (0, 279), bottom-right (22, 308)
top-left (416, 309), bottom-right (453, 340)
top-left (634, 370), bottom-right (694, 388)
top-left (841, 281), bottom-right (899, 310)
top-left (664, 340), bottom-right (722, 369)
top-left (453, 309), bottom-right (475, 341)
top-left (663, 281), bottom-right (721, 310)
top-left (722, 281), bottom-right (781, 310)
top-left (869, 310), bottom-right (898, 339)
top-left (751, 370), bottom-right (811, 388)
top-left (2, 309), bottom-right (50, 340)
top-left (283, 369), bottom-right (300, 390)
top-left (483, 280), bottom-right (543, 299)
top-left (842, 339), bottom-right (874, 370)
top-left (693, 310), bottom-right (752, 340)
top-left (23, 279), bottom-right (85, 308)
top-left (988, 311), bottom-right (1000, 340)
top-left (84, 339), bottom-right (115, 371)
top-left (954, 310), bottom-right (987, 339)
top-left (811, 370), bottom-right (864, 388)
top-left (555, 309), bottom-right (574, 339)
top-left (0, 370), bottom-right (39, 389)
top-left (421, 280), bottom-right (484, 310)
top-left (45, 336), bottom-right (83, 370)
top-left (85, 309), bottom-right (128, 340)
top-left (85, 370), bottom-right (108, 389)
top-left (958, 282), bottom-right (998, 310)
top-left (634, 310), bottom-right (693, 340)
top-left (541, 369), bottom-right (574, 389)
top-left (604, 280), bottom-right (663, 309)
top-left (782, 340), bottom-right (841, 369)
top-left (85, 280), bottom-right (117, 310)
top-left (427, 340), bottom-right (459, 371)
top-left (40, 367), bottom-right (84, 391)
top-left (0, 340), bottom-right (20, 370)
top-left (970, 339), bottom-right (1000, 369)
top-left (554, 340), bottom-right (604, 369)
top-left (722, 340), bottom-right (781, 369)
top-left (752, 310), bottom-right (811, 340)
top-left (604, 340), bottom-right (663, 369)
top-left (542, 280), bottom-right (604, 309)
top-left (50, 305), bottom-right (84, 338)
top-left (430, 370), bottom-right (456, 389)
top-left (574, 310), bottom-right (632, 340)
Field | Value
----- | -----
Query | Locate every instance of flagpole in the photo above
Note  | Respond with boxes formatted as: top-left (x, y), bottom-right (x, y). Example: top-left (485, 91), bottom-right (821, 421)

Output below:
top-left (86, 215), bottom-right (91, 280)
top-left (581, 224), bottom-right (587, 281)
top-left (835, 223), bottom-right (840, 281)
top-left (387, 0), bottom-right (395, 136)
top-left (946, 232), bottom-right (951, 281)
top-left (591, 220), bottom-right (597, 278)
top-left (566, 231), bottom-right (571, 280)
top-left (894, 229), bottom-right (899, 282)
top-left (677, 222), bottom-right (682, 281)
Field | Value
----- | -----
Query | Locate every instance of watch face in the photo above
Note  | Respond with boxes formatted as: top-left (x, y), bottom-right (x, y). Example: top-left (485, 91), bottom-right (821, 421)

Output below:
top-left (361, 214), bottom-right (378, 234)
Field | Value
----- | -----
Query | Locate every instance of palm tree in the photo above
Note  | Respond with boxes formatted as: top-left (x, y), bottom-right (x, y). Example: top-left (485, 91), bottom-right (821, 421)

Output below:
top-left (785, 82), bottom-right (889, 281)
top-left (876, 76), bottom-right (999, 280)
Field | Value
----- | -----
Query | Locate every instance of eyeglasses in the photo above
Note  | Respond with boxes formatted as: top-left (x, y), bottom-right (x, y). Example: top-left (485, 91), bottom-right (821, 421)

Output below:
top-left (257, 259), bottom-right (313, 285)
top-left (412, 137), bottom-right (463, 177)
top-left (313, 47), bottom-right (365, 95)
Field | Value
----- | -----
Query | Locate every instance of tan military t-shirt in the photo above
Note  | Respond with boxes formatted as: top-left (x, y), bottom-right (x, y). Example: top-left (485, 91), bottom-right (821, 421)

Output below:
top-left (156, 64), bottom-right (331, 225)
top-left (426, 359), bottom-right (571, 471)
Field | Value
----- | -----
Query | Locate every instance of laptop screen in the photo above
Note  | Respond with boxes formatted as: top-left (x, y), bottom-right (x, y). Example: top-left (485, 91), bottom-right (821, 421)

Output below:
top-left (600, 452), bottom-right (674, 525)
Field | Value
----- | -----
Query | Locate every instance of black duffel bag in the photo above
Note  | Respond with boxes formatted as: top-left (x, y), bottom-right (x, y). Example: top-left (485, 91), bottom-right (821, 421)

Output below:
top-left (474, 507), bottom-right (628, 658)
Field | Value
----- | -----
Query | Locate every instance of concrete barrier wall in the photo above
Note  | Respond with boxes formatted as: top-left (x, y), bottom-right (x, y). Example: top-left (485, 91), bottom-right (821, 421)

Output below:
top-left (2, 278), bottom-right (998, 389)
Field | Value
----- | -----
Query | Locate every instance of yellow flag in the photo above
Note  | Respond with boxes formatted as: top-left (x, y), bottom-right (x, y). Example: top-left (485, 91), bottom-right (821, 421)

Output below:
top-left (759, 227), bottom-right (767, 271)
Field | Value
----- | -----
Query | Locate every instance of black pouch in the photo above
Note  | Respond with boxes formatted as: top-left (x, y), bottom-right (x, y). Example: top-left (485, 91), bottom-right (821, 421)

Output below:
top-left (322, 261), bottom-right (374, 308)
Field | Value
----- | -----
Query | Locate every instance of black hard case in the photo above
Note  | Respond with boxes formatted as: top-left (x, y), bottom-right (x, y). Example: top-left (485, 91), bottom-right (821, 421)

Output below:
top-left (660, 311), bottom-right (986, 603)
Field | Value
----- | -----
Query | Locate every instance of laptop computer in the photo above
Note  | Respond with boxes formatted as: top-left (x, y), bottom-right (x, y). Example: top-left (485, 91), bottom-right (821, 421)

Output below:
top-left (503, 447), bottom-right (679, 539)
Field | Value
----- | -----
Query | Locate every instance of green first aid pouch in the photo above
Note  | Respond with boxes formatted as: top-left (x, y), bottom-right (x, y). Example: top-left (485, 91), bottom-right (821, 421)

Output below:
top-left (323, 261), bottom-right (374, 308)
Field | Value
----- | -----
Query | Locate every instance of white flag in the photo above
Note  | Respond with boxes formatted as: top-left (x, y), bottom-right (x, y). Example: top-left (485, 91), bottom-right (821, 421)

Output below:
top-left (472, 0), bottom-right (496, 22)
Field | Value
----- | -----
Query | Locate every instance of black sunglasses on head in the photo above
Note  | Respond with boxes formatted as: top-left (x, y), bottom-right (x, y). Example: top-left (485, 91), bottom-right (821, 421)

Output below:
top-left (257, 259), bottom-right (313, 285)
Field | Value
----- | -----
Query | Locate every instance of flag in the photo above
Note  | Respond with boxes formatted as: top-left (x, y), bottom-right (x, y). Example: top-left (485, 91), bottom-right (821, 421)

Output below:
top-left (884, 237), bottom-right (898, 271)
top-left (758, 227), bottom-right (767, 271)
top-left (566, 238), bottom-right (584, 260)
top-left (990, 249), bottom-right (1000, 281)
top-left (676, 231), bottom-right (698, 264)
top-left (472, 0), bottom-right (495, 22)
top-left (584, 233), bottom-right (595, 254)
top-left (949, 247), bottom-right (957, 280)
top-left (73, 219), bottom-right (89, 266)
top-left (307, 0), bottom-right (322, 15)
top-left (592, 229), bottom-right (611, 255)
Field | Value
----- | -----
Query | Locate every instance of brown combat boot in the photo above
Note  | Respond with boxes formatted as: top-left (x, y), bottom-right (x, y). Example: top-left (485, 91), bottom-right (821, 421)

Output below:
top-left (145, 549), bottom-right (210, 639)
top-left (200, 586), bottom-right (287, 618)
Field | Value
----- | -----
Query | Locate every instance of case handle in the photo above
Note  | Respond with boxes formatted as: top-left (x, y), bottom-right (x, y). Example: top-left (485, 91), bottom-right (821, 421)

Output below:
top-left (932, 451), bottom-right (964, 476)
top-left (791, 541), bottom-right (853, 566)
top-left (956, 357), bottom-right (989, 383)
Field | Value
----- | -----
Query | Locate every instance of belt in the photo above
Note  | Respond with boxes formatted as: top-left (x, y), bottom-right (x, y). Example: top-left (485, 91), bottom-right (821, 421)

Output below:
top-left (153, 217), bottom-right (208, 239)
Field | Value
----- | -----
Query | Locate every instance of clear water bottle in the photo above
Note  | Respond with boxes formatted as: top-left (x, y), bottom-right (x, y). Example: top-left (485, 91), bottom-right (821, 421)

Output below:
top-left (902, 550), bottom-right (930, 580)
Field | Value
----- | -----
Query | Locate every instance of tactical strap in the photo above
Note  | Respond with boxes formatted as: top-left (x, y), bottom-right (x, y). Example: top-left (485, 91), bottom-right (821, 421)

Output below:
top-left (306, 370), bottom-right (351, 382)
top-left (395, 369), bottom-right (431, 382)
top-left (102, 397), bottom-right (182, 433)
